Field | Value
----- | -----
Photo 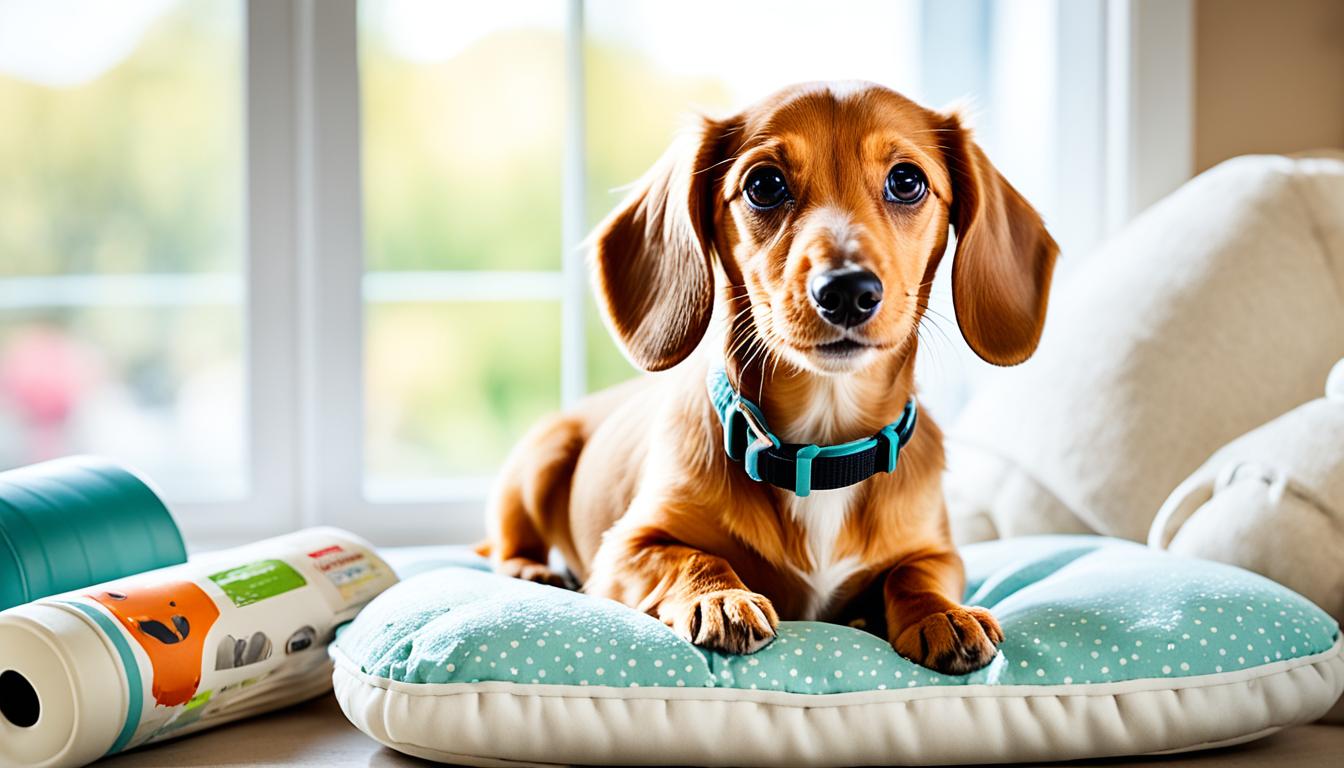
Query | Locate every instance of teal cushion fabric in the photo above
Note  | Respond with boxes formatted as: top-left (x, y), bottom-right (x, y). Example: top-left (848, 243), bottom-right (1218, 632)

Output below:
top-left (338, 536), bottom-right (1339, 694)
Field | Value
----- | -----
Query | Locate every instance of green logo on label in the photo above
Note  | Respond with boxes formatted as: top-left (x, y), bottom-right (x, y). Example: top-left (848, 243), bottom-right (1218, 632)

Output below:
top-left (209, 559), bottom-right (306, 607)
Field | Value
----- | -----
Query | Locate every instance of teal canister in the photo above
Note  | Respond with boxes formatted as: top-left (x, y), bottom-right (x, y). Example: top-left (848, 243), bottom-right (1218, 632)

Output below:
top-left (0, 456), bottom-right (186, 610)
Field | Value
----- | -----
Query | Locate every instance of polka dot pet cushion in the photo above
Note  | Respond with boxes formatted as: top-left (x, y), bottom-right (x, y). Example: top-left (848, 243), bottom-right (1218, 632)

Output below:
top-left (333, 536), bottom-right (1343, 766)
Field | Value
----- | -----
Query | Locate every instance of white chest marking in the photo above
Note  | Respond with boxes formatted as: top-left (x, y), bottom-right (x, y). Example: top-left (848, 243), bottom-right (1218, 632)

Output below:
top-left (786, 487), bottom-right (864, 621)
top-left (772, 373), bottom-right (875, 621)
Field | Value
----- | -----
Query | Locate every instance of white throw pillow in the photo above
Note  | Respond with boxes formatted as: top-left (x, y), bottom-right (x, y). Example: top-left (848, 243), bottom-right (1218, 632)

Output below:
top-left (1150, 358), bottom-right (1344, 624)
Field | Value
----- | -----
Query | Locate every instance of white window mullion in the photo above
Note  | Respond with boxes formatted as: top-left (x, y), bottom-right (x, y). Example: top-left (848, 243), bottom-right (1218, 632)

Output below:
top-left (174, 0), bottom-right (304, 546)
top-left (293, 0), bottom-right (367, 531)
top-left (560, 0), bottom-right (588, 407)
top-left (185, 0), bottom-right (359, 544)
top-left (244, 0), bottom-right (301, 534)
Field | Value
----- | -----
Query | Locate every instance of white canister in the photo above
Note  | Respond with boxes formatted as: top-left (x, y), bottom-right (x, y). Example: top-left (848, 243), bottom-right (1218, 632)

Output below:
top-left (0, 527), bottom-right (397, 768)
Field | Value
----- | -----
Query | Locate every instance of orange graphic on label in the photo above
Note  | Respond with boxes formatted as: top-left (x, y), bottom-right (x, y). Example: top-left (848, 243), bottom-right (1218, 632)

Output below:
top-left (91, 581), bottom-right (221, 707)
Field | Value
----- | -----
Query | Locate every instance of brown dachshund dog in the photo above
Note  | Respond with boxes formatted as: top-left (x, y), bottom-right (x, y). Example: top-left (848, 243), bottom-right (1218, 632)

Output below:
top-left (481, 82), bottom-right (1056, 674)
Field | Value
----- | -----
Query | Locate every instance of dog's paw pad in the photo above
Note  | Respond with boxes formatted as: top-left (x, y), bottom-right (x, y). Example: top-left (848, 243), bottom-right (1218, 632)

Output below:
top-left (894, 605), bottom-right (1001, 675)
top-left (674, 590), bottom-right (779, 654)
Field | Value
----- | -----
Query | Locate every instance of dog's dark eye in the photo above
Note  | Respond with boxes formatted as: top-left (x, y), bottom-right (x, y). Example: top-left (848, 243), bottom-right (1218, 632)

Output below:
top-left (884, 163), bottom-right (927, 204)
top-left (743, 166), bottom-right (790, 210)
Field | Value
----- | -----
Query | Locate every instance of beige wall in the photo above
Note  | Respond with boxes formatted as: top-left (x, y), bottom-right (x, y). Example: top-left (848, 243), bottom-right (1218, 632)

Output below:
top-left (1194, 0), bottom-right (1344, 172)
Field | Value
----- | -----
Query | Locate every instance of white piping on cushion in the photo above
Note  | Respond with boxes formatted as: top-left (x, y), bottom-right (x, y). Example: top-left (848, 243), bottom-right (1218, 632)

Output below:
top-left (331, 637), bottom-right (1343, 766)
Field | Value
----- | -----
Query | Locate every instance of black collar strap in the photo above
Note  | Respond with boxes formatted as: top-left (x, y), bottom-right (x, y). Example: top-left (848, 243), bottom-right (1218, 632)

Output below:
top-left (706, 365), bottom-right (917, 497)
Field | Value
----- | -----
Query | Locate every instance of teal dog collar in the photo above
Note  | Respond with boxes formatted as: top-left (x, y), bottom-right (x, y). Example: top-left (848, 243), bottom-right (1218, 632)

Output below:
top-left (706, 366), bottom-right (917, 497)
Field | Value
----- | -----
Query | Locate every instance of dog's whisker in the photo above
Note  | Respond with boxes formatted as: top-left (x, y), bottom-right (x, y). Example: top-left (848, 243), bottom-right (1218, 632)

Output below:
top-left (912, 298), bottom-right (958, 339)
top-left (768, 341), bottom-right (786, 388)
top-left (725, 334), bottom-right (757, 364)
top-left (694, 152), bottom-right (744, 177)
top-left (725, 305), bottom-right (755, 325)
top-left (915, 307), bottom-right (958, 355)
top-left (727, 323), bottom-right (767, 369)
top-left (917, 306), bottom-right (958, 339)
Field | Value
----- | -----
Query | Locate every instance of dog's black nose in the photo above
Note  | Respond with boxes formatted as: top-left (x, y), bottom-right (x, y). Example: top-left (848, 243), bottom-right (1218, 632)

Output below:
top-left (809, 269), bottom-right (883, 327)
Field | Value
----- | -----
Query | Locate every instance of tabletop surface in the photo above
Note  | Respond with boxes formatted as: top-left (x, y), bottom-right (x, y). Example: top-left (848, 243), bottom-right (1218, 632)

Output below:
top-left (89, 692), bottom-right (1343, 768)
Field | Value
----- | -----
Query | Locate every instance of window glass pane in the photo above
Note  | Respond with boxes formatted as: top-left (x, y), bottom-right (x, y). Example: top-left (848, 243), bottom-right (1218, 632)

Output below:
top-left (365, 301), bottom-right (561, 492)
top-left (359, 0), bottom-right (565, 272)
top-left (360, 0), bottom-right (566, 492)
top-left (585, 294), bottom-right (636, 394)
top-left (0, 0), bottom-right (244, 499)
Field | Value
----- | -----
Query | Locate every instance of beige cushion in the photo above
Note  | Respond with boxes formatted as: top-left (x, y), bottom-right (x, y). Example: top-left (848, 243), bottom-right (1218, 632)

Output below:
top-left (1150, 359), bottom-right (1344, 625)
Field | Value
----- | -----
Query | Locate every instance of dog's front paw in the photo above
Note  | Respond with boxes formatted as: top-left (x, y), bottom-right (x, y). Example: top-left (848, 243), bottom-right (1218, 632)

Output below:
top-left (893, 606), bottom-right (1002, 675)
top-left (669, 589), bottom-right (778, 654)
top-left (496, 557), bottom-right (569, 589)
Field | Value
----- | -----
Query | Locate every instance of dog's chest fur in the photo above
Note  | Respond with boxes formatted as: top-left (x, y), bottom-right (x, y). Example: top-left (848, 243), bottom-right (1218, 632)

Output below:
top-left (775, 375), bottom-right (870, 621)
top-left (784, 488), bottom-right (864, 620)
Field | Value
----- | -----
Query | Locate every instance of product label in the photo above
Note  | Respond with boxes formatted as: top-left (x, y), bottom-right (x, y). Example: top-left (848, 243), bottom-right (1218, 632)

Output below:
top-left (209, 559), bottom-right (307, 607)
top-left (306, 544), bottom-right (390, 605)
top-left (59, 530), bottom-right (397, 755)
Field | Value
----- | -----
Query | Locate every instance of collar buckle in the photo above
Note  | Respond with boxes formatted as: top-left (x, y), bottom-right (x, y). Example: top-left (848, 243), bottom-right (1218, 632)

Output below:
top-left (724, 396), bottom-right (779, 463)
top-left (707, 365), bottom-right (917, 497)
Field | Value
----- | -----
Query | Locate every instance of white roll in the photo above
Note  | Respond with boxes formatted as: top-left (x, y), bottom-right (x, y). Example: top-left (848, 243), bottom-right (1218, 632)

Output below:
top-left (0, 527), bottom-right (397, 768)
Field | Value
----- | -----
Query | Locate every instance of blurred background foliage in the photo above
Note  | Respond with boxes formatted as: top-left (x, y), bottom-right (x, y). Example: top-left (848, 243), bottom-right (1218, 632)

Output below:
top-left (0, 0), bottom-right (245, 496)
top-left (0, 2), bottom-right (241, 277)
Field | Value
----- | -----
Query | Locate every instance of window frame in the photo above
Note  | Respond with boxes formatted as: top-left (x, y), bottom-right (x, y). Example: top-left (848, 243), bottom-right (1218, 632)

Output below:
top-left (172, 0), bottom-right (585, 546)
top-left (113, 0), bottom-right (1192, 546)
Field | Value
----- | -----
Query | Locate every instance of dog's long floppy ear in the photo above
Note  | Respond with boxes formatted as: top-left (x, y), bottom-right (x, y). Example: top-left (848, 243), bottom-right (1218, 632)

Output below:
top-left (592, 117), bottom-right (735, 372)
top-left (941, 114), bottom-right (1059, 366)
